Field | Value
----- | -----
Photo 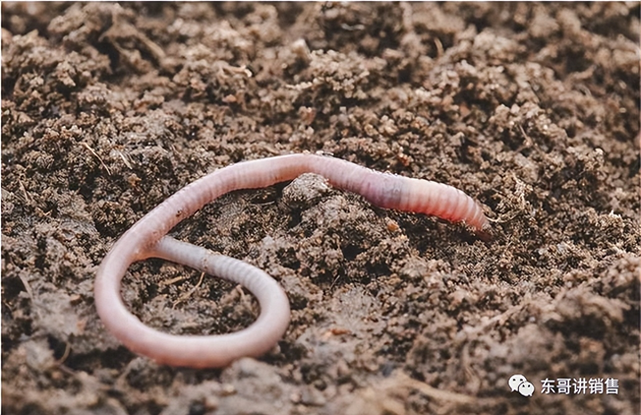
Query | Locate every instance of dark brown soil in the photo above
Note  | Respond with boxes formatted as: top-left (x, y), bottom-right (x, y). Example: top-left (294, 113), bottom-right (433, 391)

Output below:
top-left (2, 2), bottom-right (639, 415)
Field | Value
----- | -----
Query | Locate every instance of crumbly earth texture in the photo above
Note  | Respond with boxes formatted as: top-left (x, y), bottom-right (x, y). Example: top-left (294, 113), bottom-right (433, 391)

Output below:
top-left (2, 3), bottom-right (639, 415)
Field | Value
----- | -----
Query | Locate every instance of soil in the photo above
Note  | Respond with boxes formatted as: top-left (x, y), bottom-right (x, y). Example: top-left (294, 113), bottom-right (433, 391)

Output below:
top-left (1, 2), bottom-right (639, 415)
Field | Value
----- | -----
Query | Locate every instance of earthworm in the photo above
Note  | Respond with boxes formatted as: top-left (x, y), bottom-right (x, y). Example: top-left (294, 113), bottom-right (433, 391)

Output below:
top-left (95, 153), bottom-right (489, 368)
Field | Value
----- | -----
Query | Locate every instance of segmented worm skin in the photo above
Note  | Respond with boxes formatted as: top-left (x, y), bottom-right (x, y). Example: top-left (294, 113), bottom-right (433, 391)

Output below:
top-left (95, 154), bottom-right (489, 368)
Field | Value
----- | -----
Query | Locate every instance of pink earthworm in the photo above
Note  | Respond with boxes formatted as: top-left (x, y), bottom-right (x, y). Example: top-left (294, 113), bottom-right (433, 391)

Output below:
top-left (95, 153), bottom-right (489, 368)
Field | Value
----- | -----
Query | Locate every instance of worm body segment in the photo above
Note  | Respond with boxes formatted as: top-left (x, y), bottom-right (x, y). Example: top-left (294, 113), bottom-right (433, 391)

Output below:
top-left (95, 154), bottom-right (489, 367)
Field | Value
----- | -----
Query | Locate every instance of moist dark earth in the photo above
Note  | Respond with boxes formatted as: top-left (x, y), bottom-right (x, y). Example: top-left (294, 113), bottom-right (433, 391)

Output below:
top-left (1, 2), bottom-right (639, 415)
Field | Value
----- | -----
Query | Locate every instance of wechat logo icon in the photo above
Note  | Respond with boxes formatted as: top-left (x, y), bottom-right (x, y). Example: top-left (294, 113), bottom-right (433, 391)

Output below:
top-left (509, 374), bottom-right (535, 397)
